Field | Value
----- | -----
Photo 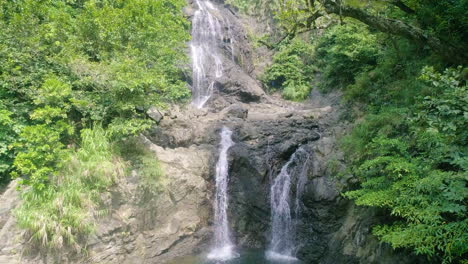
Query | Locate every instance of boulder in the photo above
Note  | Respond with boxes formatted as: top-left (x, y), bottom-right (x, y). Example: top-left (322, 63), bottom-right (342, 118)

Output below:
top-left (147, 107), bottom-right (163, 123)
top-left (222, 104), bottom-right (248, 119)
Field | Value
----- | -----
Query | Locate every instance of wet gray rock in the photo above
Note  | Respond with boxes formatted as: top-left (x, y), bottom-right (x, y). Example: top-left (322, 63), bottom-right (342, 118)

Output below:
top-left (185, 0), bottom-right (265, 107)
top-left (222, 104), bottom-right (248, 119)
top-left (215, 63), bottom-right (265, 103)
top-left (147, 107), bottom-right (163, 123)
top-left (226, 116), bottom-right (321, 247)
top-left (308, 177), bottom-right (339, 202)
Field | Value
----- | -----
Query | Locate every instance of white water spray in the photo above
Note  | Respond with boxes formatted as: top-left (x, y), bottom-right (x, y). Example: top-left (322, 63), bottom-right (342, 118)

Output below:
top-left (207, 127), bottom-right (238, 261)
top-left (267, 147), bottom-right (310, 261)
top-left (191, 0), bottom-right (233, 108)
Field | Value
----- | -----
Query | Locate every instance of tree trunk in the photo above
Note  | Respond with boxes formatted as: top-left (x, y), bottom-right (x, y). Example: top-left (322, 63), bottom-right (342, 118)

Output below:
top-left (318, 0), bottom-right (466, 64)
top-left (390, 0), bottom-right (415, 14)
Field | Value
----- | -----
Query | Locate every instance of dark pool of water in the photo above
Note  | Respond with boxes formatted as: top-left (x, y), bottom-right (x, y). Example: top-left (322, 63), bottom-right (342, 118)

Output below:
top-left (165, 249), bottom-right (304, 264)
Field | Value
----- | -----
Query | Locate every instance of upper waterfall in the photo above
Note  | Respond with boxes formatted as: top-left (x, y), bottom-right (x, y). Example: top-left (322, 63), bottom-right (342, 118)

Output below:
top-left (190, 0), bottom-right (234, 109)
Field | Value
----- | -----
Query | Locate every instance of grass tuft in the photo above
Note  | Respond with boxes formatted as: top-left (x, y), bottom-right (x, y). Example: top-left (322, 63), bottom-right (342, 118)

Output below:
top-left (14, 126), bottom-right (125, 253)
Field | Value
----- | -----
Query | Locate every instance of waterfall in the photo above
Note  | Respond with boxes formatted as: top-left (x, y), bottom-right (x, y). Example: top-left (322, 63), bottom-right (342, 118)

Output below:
top-left (207, 127), bottom-right (238, 261)
top-left (266, 147), bottom-right (310, 261)
top-left (191, 0), bottom-right (229, 109)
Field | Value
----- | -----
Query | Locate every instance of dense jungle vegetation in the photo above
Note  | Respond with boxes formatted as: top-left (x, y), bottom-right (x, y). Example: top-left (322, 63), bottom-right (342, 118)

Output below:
top-left (0, 0), bottom-right (466, 263)
top-left (228, 0), bottom-right (467, 262)
top-left (0, 0), bottom-right (189, 252)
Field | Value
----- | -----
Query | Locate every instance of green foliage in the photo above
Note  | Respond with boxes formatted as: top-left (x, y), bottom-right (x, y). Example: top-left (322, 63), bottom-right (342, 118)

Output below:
top-left (417, 66), bottom-right (468, 148)
top-left (15, 127), bottom-right (125, 252)
top-left (0, 108), bottom-right (19, 183)
top-left (269, 0), bottom-right (467, 262)
top-left (226, 0), bottom-right (282, 17)
top-left (12, 76), bottom-right (74, 191)
top-left (415, 0), bottom-right (468, 50)
top-left (263, 22), bottom-right (380, 100)
top-left (343, 37), bottom-right (430, 105)
top-left (342, 68), bottom-right (467, 263)
top-left (316, 22), bottom-right (380, 90)
top-left (0, 0), bottom-right (190, 187)
top-left (263, 38), bottom-right (315, 101)
top-left (281, 81), bottom-right (313, 101)
top-left (0, 0), bottom-right (187, 252)
top-left (317, 12), bottom-right (467, 262)
top-left (66, 0), bottom-right (191, 130)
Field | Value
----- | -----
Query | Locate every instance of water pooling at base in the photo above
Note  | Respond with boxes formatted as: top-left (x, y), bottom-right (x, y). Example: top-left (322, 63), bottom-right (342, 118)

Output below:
top-left (167, 249), bottom-right (303, 264)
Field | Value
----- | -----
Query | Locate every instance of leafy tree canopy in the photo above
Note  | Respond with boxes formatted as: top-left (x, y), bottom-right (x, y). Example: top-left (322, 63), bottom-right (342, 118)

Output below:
top-left (0, 0), bottom-right (190, 185)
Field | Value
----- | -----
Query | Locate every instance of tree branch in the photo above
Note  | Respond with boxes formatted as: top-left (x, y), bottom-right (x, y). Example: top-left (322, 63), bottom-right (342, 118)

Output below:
top-left (390, 0), bottom-right (415, 14)
top-left (260, 10), bottom-right (323, 50)
top-left (319, 0), bottom-right (466, 64)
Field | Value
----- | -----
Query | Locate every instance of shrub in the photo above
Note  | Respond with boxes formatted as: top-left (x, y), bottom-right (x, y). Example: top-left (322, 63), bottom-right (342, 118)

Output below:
top-left (316, 22), bottom-right (380, 90)
top-left (344, 38), bottom-right (430, 106)
top-left (282, 80), bottom-right (312, 101)
top-left (342, 67), bottom-right (468, 263)
top-left (0, 0), bottom-right (191, 189)
top-left (0, 108), bottom-right (18, 184)
top-left (263, 38), bottom-right (315, 101)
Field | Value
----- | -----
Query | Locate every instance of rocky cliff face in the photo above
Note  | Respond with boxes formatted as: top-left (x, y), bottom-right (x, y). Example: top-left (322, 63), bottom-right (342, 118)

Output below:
top-left (0, 143), bottom-right (214, 264)
top-left (0, 1), bottom-right (422, 264)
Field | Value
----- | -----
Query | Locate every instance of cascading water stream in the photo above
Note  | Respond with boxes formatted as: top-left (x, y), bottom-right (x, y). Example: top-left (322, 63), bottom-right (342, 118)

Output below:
top-left (191, 0), bottom-right (230, 109)
top-left (267, 147), bottom-right (311, 261)
top-left (207, 127), bottom-right (238, 261)
top-left (190, 1), bottom-right (312, 262)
